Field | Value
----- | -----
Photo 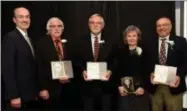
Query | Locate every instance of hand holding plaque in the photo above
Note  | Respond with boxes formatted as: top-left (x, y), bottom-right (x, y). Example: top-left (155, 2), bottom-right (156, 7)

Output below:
top-left (59, 75), bottom-right (70, 84)
top-left (86, 62), bottom-right (107, 80)
top-left (169, 75), bottom-right (180, 88)
top-left (101, 70), bottom-right (112, 81)
top-left (83, 70), bottom-right (93, 81)
top-left (118, 86), bottom-right (128, 96)
top-left (135, 87), bottom-right (144, 95)
top-left (153, 65), bottom-right (177, 85)
top-left (51, 61), bottom-right (74, 80)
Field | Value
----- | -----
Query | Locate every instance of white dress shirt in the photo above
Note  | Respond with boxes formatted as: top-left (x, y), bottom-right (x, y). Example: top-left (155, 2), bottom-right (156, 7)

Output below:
top-left (91, 33), bottom-right (101, 54)
top-left (158, 35), bottom-right (169, 59)
top-left (17, 27), bottom-right (35, 57)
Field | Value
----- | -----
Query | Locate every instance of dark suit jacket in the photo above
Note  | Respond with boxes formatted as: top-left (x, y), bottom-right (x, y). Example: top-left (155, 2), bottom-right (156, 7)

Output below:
top-left (2, 28), bottom-right (37, 102)
top-left (147, 35), bottom-right (187, 94)
top-left (35, 35), bottom-right (74, 99)
top-left (114, 44), bottom-right (148, 90)
top-left (77, 33), bottom-right (116, 95)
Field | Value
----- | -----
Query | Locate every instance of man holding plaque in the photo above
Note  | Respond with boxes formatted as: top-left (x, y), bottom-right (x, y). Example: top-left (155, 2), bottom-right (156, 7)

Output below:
top-left (2, 7), bottom-right (38, 110)
top-left (77, 14), bottom-right (116, 111)
top-left (35, 17), bottom-right (76, 110)
top-left (148, 17), bottom-right (187, 111)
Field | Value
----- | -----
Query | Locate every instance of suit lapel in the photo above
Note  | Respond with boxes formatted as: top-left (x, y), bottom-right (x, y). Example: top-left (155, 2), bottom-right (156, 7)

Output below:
top-left (87, 35), bottom-right (94, 60)
top-left (15, 29), bottom-right (34, 59)
top-left (46, 36), bottom-right (59, 61)
top-left (154, 37), bottom-right (159, 64)
top-left (62, 42), bottom-right (66, 60)
top-left (98, 34), bottom-right (107, 61)
top-left (62, 41), bottom-right (69, 60)
top-left (166, 36), bottom-right (175, 65)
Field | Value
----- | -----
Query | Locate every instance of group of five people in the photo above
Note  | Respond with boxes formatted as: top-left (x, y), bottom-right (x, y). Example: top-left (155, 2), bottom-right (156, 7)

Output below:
top-left (2, 7), bottom-right (187, 111)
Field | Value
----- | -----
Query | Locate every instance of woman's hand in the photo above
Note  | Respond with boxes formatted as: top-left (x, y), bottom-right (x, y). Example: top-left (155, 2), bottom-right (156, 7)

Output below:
top-left (118, 86), bottom-right (128, 96)
top-left (135, 87), bottom-right (144, 96)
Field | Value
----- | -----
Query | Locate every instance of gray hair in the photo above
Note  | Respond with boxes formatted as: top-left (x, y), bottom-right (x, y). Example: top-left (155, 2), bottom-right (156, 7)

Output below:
top-left (88, 13), bottom-right (105, 25)
top-left (46, 17), bottom-right (64, 34)
top-left (123, 25), bottom-right (142, 43)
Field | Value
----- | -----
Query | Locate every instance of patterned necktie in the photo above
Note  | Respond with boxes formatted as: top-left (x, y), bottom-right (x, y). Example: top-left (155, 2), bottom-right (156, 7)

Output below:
top-left (94, 36), bottom-right (99, 61)
top-left (54, 40), bottom-right (64, 61)
top-left (159, 39), bottom-right (166, 65)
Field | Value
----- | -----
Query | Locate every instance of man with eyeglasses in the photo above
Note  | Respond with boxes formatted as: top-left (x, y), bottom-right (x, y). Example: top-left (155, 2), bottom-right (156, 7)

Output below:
top-left (77, 13), bottom-right (116, 111)
top-left (35, 17), bottom-right (76, 110)
top-left (147, 17), bottom-right (187, 111)
top-left (2, 7), bottom-right (38, 110)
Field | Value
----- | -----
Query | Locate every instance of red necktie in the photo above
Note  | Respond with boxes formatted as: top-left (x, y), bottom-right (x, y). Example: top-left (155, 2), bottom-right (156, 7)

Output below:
top-left (54, 40), bottom-right (64, 61)
top-left (159, 39), bottom-right (166, 65)
top-left (94, 37), bottom-right (99, 61)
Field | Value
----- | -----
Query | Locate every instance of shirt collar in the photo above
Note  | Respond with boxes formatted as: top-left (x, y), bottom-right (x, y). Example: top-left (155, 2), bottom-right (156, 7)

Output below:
top-left (159, 35), bottom-right (170, 41)
top-left (91, 33), bottom-right (101, 39)
top-left (51, 35), bottom-right (61, 42)
top-left (16, 27), bottom-right (27, 37)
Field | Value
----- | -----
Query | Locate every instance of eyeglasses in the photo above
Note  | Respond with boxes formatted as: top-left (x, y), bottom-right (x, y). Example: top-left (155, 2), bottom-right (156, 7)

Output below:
top-left (157, 24), bottom-right (170, 28)
top-left (89, 22), bottom-right (103, 25)
top-left (49, 25), bottom-right (63, 28)
top-left (15, 15), bottom-right (30, 19)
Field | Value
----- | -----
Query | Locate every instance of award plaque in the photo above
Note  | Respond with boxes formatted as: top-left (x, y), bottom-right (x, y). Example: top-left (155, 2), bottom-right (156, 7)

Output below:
top-left (51, 61), bottom-right (74, 79)
top-left (87, 62), bottom-right (107, 80)
top-left (153, 65), bottom-right (177, 85)
top-left (121, 76), bottom-right (135, 94)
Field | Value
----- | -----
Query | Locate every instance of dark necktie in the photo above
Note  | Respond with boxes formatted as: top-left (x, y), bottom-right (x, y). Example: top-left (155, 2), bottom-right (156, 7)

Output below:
top-left (54, 40), bottom-right (64, 61)
top-left (159, 39), bottom-right (166, 65)
top-left (94, 37), bottom-right (99, 61)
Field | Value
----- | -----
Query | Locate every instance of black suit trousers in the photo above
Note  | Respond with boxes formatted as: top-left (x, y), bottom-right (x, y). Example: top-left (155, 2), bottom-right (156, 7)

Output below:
top-left (82, 87), bottom-right (112, 111)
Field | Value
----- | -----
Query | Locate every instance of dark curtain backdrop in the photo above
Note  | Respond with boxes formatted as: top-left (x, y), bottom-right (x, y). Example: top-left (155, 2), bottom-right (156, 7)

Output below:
top-left (2, 1), bottom-right (175, 43)
top-left (1, 1), bottom-right (175, 109)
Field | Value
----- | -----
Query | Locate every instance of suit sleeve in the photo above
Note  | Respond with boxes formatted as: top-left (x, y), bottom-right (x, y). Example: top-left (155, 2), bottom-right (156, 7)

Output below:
top-left (107, 45), bottom-right (122, 86)
top-left (35, 41), bottom-right (49, 91)
top-left (74, 40), bottom-right (86, 72)
top-left (107, 43), bottom-right (117, 72)
top-left (177, 38), bottom-right (187, 78)
top-left (2, 35), bottom-right (19, 100)
top-left (67, 42), bottom-right (84, 81)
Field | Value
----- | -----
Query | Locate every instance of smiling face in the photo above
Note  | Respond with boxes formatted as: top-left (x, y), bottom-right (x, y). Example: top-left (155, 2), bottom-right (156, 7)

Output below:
top-left (88, 15), bottom-right (104, 36)
top-left (125, 31), bottom-right (138, 46)
top-left (48, 18), bottom-right (64, 39)
top-left (156, 17), bottom-right (172, 38)
top-left (13, 7), bottom-right (30, 32)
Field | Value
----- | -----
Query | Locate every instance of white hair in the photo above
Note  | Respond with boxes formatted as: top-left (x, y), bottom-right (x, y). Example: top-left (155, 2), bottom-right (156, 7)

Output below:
top-left (46, 17), bottom-right (64, 33)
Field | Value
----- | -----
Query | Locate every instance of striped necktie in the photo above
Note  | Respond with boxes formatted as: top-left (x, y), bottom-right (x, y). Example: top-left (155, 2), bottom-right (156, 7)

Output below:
top-left (94, 36), bottom-right (99, 61)
top-left (54, 40), bottom-right (64, 61)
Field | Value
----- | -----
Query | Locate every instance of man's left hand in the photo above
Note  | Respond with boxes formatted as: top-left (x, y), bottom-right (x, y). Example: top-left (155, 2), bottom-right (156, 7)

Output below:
top-left (169, 75), bottom-right (180, 88)
top-left (101, 70), bottom-right (112, 81)
top-left (59, 75), bottom-right (70, 84)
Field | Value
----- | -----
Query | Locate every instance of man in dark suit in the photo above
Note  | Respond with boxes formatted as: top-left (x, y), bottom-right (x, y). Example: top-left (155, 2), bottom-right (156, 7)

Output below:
top-left (35, 17), bottom-right (77, 110)
top-left (2, 7), bottom-right (38, 110)
top-left (77, 13), bottom-right (116, 111)
top-left (148, 17), bottom-right (187, 111)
